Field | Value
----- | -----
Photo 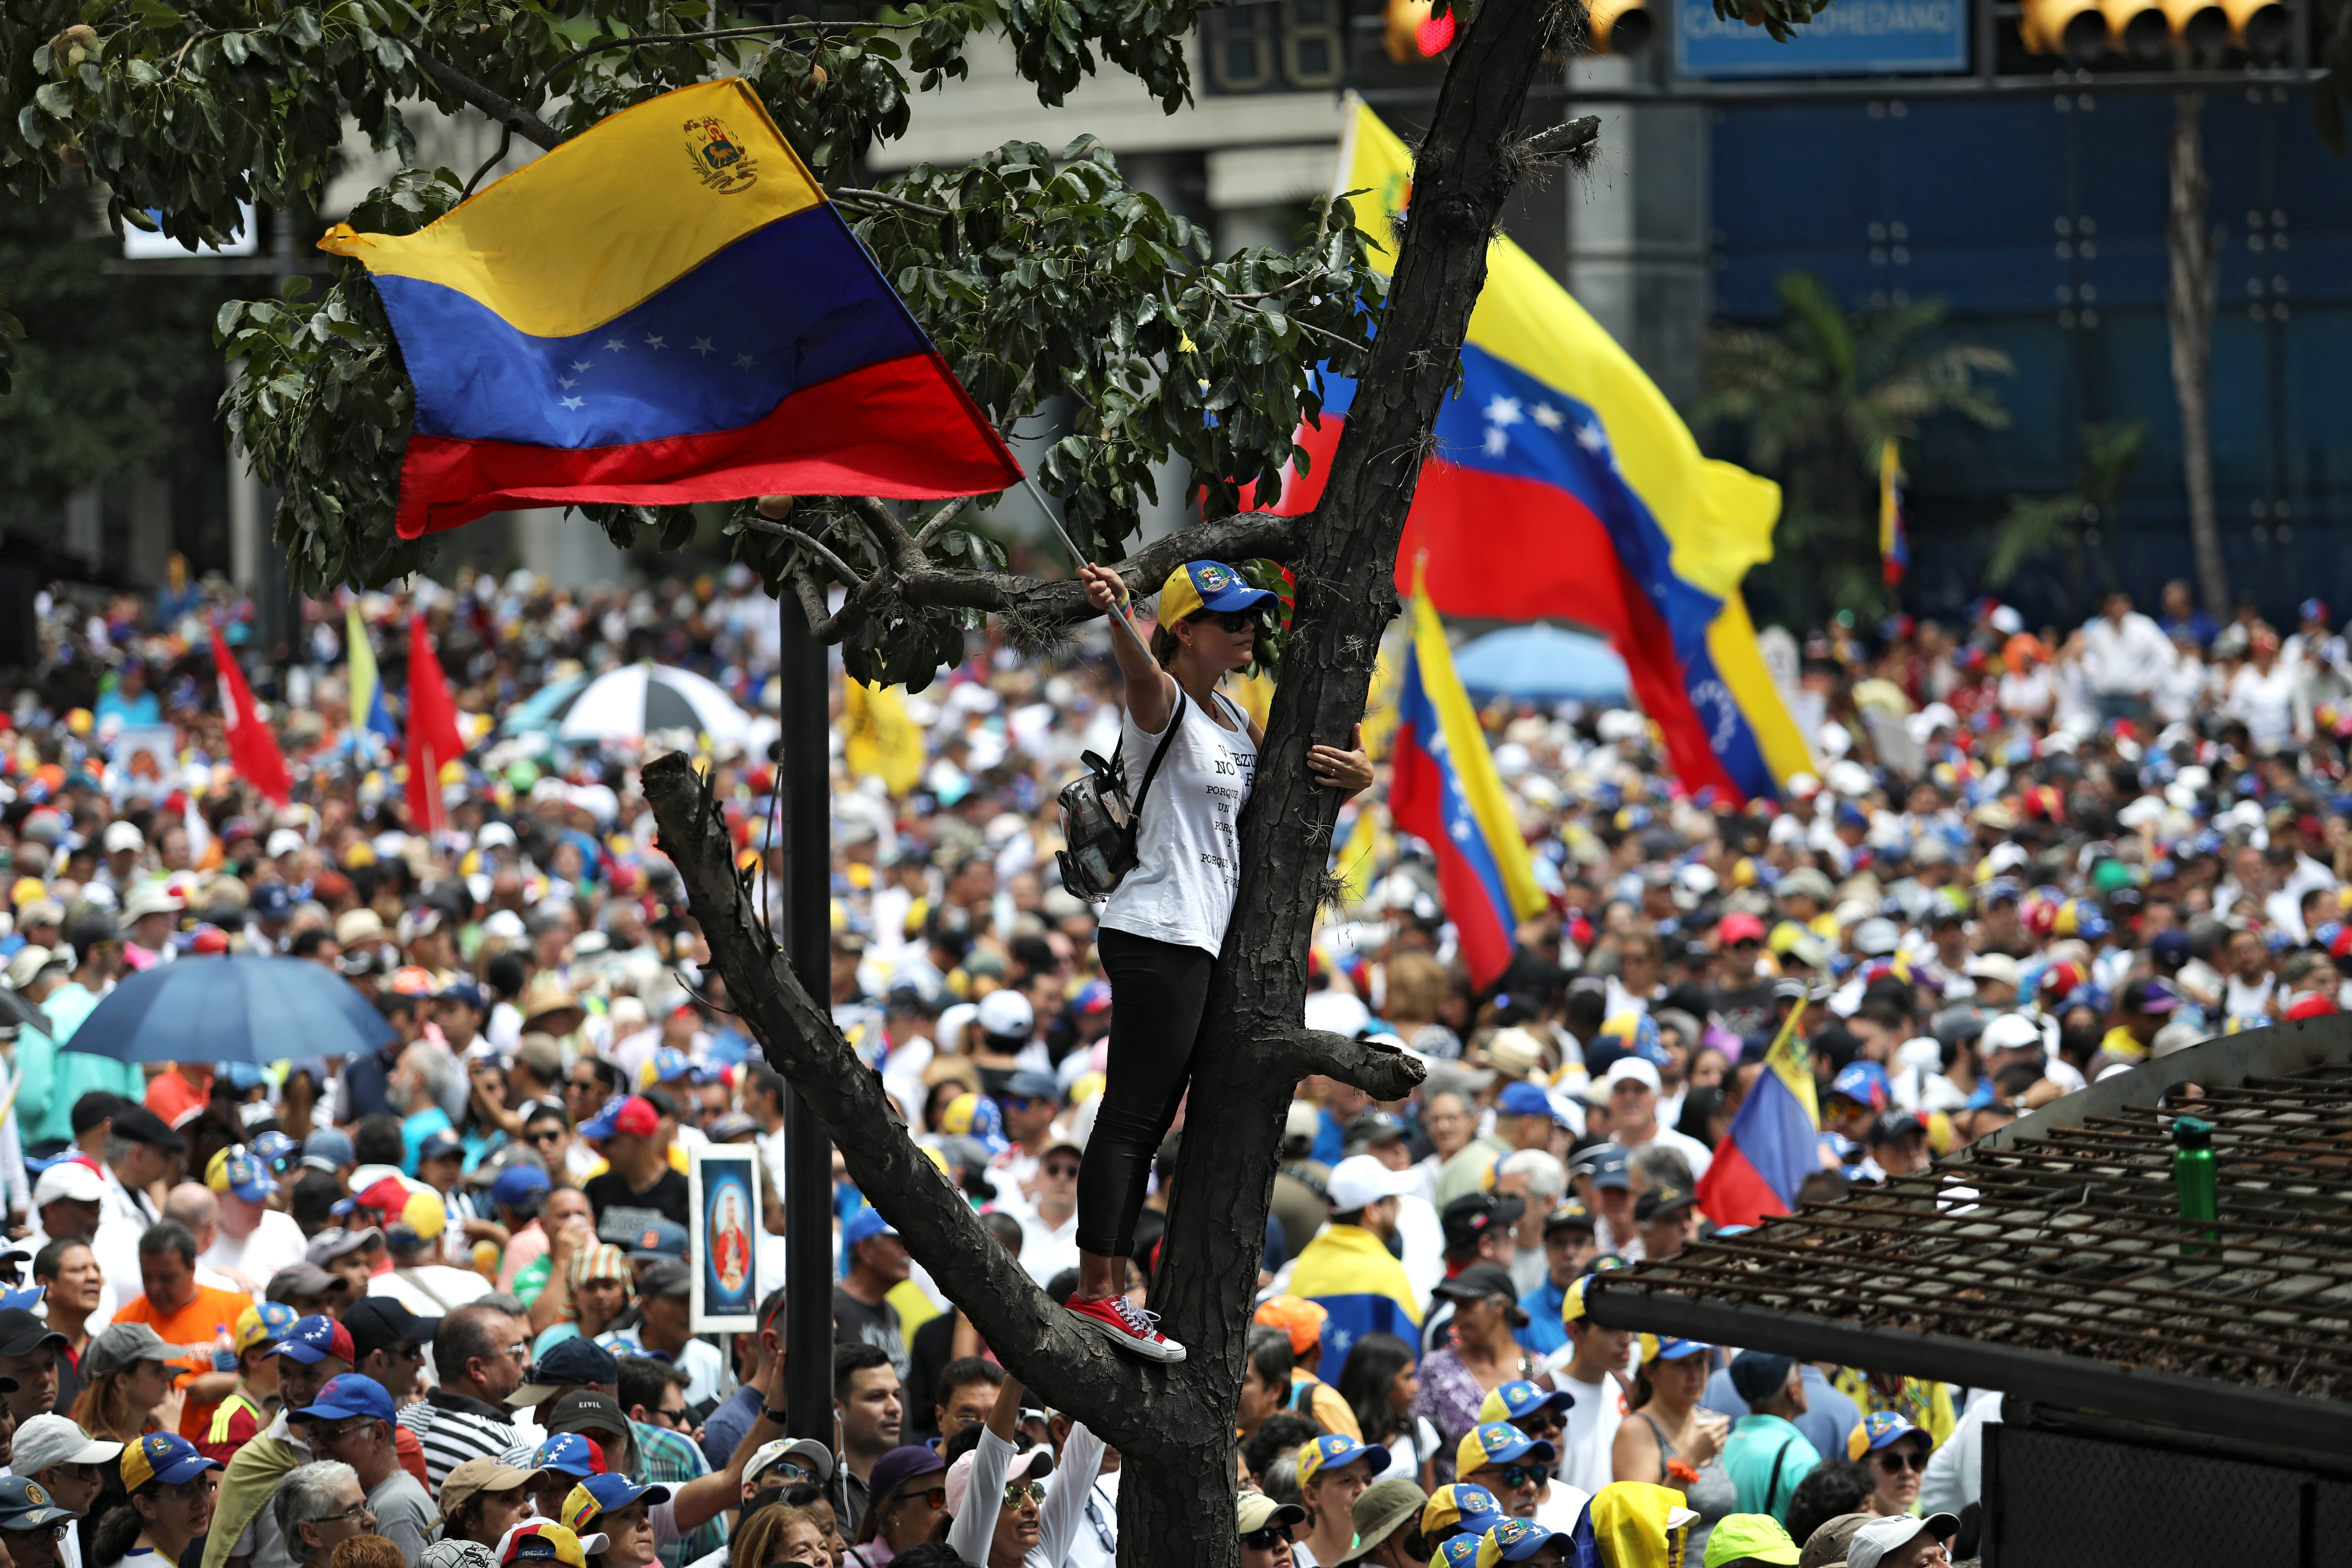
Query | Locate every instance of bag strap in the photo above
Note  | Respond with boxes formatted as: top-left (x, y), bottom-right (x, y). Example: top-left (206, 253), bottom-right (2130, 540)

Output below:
top-left (1765, 1435), bottom-right (1799, 1515)
top-left (1127, 693), bottom-right (1188, 824)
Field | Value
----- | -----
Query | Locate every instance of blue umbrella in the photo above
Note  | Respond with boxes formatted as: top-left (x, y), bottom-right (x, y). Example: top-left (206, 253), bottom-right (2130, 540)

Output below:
top-left (1452, 623), bottom-right (1630, 703)
top-left (62, 955), bottom-right (395, 1065)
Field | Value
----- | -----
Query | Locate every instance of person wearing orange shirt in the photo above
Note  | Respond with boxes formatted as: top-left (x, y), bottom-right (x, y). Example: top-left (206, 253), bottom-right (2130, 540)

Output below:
top-left (144, 1062), bottom-right (212, 1130)
top-left (104, 1219), bottom-right (253, 1445)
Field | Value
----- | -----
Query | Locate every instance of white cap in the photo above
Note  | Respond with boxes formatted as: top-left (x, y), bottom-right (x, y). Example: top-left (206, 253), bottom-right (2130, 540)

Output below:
top-left (1845, 1513), bottom-right (1959, 1568)
top-left (1967, 953), bottom-right (2022, 988)
top-left (265, 828), bottom-right (307, 859)
top-left (1325, 1154), bottom-right (1419, 1212)
top-left (975, 989), bottom-right (1033, 1041)
top-left (33, 1160), bottom-right (106, 1207)
top-left (102, 821), bottom-right (144, 855)
top-left (1980, 1012), bottom-right (2046, 1055)
top-left (121, 883), bottom-right (184, 921)
top-left (1603, 1057), bottom-right (1662, 1093)
top-left (11, 1414), bottom-right (121, 1477)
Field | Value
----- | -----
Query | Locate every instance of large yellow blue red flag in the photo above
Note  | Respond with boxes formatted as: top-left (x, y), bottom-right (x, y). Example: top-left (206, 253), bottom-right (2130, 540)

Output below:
top-left (1694, 998), bottom-right (1820, 1226)
top-left (344, 604), bottom-right (396, 757)
top-left (319, 80), bottom-right (1021, 539)
top-left (1275, 101), bottom-right (1812, 804)
top-left (1388, 563), bottom-right (1547, 988)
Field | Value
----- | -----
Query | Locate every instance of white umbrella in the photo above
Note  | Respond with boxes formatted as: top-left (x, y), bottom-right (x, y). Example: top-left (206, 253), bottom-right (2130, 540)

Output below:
top-left (552, 664), bottom-right (751, 746)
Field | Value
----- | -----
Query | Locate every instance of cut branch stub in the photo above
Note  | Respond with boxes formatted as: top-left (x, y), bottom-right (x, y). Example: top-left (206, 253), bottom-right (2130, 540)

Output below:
top-left (1287, 1029), bottom-right (1428, 1101)
top-left (636, 751), bottom-right (1193, 1449)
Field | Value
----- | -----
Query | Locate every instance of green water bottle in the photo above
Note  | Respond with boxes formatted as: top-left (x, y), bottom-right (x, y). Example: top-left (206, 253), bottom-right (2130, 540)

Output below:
top-left (2173, 1115), bottom-right (2218, 1259)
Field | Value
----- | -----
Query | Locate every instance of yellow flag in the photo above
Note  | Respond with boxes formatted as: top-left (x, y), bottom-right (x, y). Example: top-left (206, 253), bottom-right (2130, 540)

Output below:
top-left (842, 679), bottom-right (924, 796)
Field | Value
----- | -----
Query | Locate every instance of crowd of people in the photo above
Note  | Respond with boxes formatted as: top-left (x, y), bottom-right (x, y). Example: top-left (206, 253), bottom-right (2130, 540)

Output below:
top-left (0, 556), bottom-right (2329, 1568)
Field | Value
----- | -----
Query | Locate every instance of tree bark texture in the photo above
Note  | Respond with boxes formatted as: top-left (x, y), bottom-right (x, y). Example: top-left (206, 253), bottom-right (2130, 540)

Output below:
top-left (643, 0), bottom-right (1576, 1557)
top-left (2166, 91), bottom-right (2227, 620)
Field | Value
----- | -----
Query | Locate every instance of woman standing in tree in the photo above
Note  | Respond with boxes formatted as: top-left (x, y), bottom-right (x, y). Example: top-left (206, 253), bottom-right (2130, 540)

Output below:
top-left (1067, 561), bottom-right (1372, 1361)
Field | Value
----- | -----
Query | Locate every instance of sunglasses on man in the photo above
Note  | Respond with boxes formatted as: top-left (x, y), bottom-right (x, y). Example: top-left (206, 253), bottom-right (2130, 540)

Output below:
top-left (1241, 1524), bottom-right (1294, 1550)
top-left (1875, 1449), bottom-right (1928, 1475)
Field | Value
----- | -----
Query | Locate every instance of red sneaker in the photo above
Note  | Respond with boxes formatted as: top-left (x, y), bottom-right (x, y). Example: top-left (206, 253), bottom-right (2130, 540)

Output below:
top-left (1064, 1293), bottom-right (1187, 1363)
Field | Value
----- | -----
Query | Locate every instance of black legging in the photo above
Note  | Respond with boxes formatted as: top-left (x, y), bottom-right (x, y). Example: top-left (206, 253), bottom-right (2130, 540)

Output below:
top-left (1076, 927), bottom-right (1216, 1258)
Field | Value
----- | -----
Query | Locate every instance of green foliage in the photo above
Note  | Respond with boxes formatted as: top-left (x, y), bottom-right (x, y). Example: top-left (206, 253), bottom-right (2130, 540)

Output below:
top-left (0, 188), bottom-right (234, 532)
top-left (1698, 271), bottom-right (2011, 624)
top-left (1235, 557), bottom-right (1293, 678)
top-left (1984, 421), bottom-right (2146, 593)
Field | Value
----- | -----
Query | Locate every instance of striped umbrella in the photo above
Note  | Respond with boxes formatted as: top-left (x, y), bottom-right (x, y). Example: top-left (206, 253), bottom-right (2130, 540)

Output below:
top-left (551, 664), bottom-right (751, 746)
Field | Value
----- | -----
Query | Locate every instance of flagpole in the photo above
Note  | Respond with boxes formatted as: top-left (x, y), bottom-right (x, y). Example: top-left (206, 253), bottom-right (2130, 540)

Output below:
top-left (1016, 472), bottom-right (1160, 666)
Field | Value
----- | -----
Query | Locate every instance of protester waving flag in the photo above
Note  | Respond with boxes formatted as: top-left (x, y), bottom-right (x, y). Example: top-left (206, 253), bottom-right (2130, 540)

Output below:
top-left (209, 626), bottom-right (290, 806)
top-left (404, 612), bottom-right (465, 835)
top-left (1695, 1003), bottom-right (1821, 1227)
top-left (318, 80), bottom-right (1022, 539)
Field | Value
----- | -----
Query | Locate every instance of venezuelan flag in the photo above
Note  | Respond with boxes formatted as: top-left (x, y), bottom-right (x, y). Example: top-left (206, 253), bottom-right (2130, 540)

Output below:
top-left (319, 81), bottom-right (1020, 539)
top-left (1694, 1004), bottom-right (1821, 1227)
top-left (1277, 101), bottom-right (1812, 804)
top-left (344, 604), bottom-right (397, 757)
top-left (1388, 566), bottom-right (1547, 988)
top-left (1286, 1223), bottom-right (1423, 1365)
top-left (1879, 438), bottom-right (1910, 586)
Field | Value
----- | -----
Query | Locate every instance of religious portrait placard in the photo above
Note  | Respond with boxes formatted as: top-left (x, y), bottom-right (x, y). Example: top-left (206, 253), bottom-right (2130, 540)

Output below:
top-left (688, 1143), bottom-right (761, 1332)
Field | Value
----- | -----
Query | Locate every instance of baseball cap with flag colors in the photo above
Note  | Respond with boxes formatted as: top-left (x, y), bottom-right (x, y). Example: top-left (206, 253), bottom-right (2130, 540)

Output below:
top-left (1847, 1410), bottom-right (1925, 1459)
top-left (1419, 1484), bottom-right (1507, 1539)
top-left (1296, 1433), bottom-right (1391, 1485)
top-left (206, 1146), bottom-right (276, 1202)
top-left (1156, 560), bottom-right (1272, 624)
top-left (562, 1474), bottom-right (671, 1531)
top-left (496, 1520), bottom-right (605, 1568)
top-left (1476, 1379), bottom-right (1575, 1425)
top-left (119, 1434), bottom-right (220, 1492)
top-left (234, 1302), bottom-right (297, 1355)
top-left (1454, 1422), bottom-right (1555, 1479)
top-left (579, 1096), bottom-right (661, 1141)
top-left (1431, 1537), bottom-right (1484, 1568)
top-left (335, 1176), bottom-right (447, 1240)
top-left (1475, 1519), bottom-right (1562, 1568)
top-left (269, 1315), bottom-right (356, 1366)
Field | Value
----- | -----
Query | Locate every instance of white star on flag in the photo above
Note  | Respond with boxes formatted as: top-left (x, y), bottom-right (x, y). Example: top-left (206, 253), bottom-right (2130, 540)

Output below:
top-left (690, 338), bottom-right (715, 356)
top-left (571, 359), bottom-right (593, 372)
top-left (1485, 395), bottom-right (1524, 428)
top-left (734, 353), bottom-right (756, 369)
top-left (1577, 422), bottom-right (1607, 454)
top-left (1451, 819), bottom-right (1474, 842)
top-left (559, 396), bottom-right (584, 410)
top-left (557, 377), bottom-right (577, 390)
top-left (1532, 404), bottom-right (1564, 430)
top-left (1483, 426), bottom-right (1510, 456)
top-left (603, 339), bottom-right (626, 352)
top-left (644, 333), bottom-right (667, 350)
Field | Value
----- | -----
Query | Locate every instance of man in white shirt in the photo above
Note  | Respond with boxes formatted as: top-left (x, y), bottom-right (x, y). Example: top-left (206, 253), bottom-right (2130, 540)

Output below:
top-left (1012, 1135), bottom-right (1083, 1289)
top-left (1598, 1059), bottom-right (1711, 1182)
top-left (2078, 591), bottom-right (2174, 724)
top-left (201, 1147), bottom-right (309, 1293)
top-left (1547, 1279), bottom-right (1631, 1500)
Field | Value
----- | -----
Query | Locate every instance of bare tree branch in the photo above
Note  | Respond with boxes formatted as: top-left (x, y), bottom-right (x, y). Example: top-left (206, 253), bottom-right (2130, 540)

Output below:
top-left (1285, 1029), bottom-right (1428, 1100)
top-left (898, 509), bottom-right (1306, 626)
top-left (849, 495), bottom-right (924, 571)
top-left (1519, 114), bottom-right (1602, 169)
top-left (834, 186), bottom-right (952, 219)
top-left (741, 515), bottom-right (868, 589)
top-left (408, 51), bottom-right (563, 151)
top-left (638, 753), bottom-right (1199, 1450)
top-left (910, 494), bottom-right (973, 552)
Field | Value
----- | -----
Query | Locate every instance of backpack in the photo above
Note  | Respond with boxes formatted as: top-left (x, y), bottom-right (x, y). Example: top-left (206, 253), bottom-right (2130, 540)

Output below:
top-left (1054, 694), bottom-right (1188, 902)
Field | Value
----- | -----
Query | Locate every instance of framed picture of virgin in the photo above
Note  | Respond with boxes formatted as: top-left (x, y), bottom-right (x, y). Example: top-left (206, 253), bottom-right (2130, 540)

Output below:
top-left (688, 1144), bottom-right (761, 1332)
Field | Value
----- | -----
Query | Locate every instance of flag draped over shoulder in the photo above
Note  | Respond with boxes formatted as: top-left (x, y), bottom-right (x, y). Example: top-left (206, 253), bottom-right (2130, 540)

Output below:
top-left (1388, 568), bottom-right (1547, 988)
top-left (1276, 100), bottom-right (1813, 805)
top-left (318, 80), bottom-right (1021, 539)
top-left (1695, 1007), bottom-right (1821, 1226)
top-left (404, 614), bottom-right (464, 834)
top-left (209, 627), bottom-right (290, 806)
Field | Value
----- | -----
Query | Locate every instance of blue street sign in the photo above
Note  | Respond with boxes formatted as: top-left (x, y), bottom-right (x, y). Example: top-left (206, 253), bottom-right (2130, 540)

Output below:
top-left (1675, 0), bottom-right (1969, 77)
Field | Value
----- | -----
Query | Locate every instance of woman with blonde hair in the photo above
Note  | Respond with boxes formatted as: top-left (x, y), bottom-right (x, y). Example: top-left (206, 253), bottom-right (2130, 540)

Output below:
top-left (737, 1502), bottom-right (832, 1568)
top-left (71, 1327), bottom-right (183, 1447)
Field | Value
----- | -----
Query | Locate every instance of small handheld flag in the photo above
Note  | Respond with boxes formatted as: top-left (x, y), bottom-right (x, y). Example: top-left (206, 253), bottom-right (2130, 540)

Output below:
top-left (1879, 438), bottom-right (1909, 587)
top-left (1694, 996), bottom-right (1821, 1227)
top-left (345, 604), bottom-right (397, 758)
top-left (319, 80), bottom-right (1021, 539)
top-left (210, 627), bottom-right (290, 806)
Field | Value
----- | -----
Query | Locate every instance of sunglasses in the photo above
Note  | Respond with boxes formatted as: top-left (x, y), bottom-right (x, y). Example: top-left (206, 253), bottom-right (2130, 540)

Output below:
top-left (1496, 1464), bottom-right (1549, 1490)
top-left (1042, 1162), bottom-right (1081, 1179)
top-left (1875, 1450), bottom-right (1929, 1474)
top-left (1202, 610), bottom-right (1259, 634)
top-left (1000, 1096), bottom-right (1035, 1112)
top-left (527, 1128), bottom-right (567, 1145)
top-left (1242, 1526), bottom-right (1294, 1550)
top-left (891, 1487), bottom-right (947, 1511)
top-left (1004, 1480), bottom-right (1046, 1507)
top-left (1515, 1414), bottom-right (1564, 1439)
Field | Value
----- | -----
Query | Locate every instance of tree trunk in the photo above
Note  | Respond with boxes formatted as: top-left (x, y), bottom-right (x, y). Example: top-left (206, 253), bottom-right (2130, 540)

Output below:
top-left (2167, 90), bottom-right (2227, 619)
top-left (640, 0), bottom-right (1577, 1558)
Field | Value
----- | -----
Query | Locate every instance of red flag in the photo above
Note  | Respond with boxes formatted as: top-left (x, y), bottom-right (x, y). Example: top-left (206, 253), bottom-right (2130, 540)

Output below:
top-left (404, 612), bottom-right (466, 835)
top-left (209, 627), bottom-right (291, 806)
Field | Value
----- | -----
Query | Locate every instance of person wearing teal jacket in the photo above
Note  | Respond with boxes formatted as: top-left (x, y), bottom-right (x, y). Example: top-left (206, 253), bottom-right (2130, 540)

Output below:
top-left (1717, 1352), bottom-right (1821, 1527)
top-left (14, 946), bottom-right (144, 1151)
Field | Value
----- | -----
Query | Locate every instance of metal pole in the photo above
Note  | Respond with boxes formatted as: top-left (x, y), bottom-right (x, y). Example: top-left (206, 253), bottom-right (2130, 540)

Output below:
top-left (1017, 472), bottom-right (1158, 665)
top-left (777, 590), bottom-right (836, 1446)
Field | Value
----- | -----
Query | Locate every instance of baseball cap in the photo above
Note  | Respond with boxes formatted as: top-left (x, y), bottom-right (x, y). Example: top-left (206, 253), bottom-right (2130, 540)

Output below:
top-left (301, 1127), bottom-right (356, 1171)
top-left (1326, 1153), bottom-right (1420, 1212)
top-left (306, 1226), bottom-right (380, 1265)
top-left (439, 1461), bottom-right (542, 1530)
top-left (1431, 1538), bottom-right (1484, 1568)
top-left (1343, 1110), bottom-right (1409, 1152)
top-left (1843, 1513), bottom-right (1960, 1568)
top-left (1495, 1081), bottom-right (1562, 1121)
top-left (9, 1416), bottom-right (120, 1481)
top-left (561, 1473), bottom-right (671, 1533)
top-left (341, 1297), bottom-right (441, 1366)
top-left (1980, 1011), bottom-right (2045, 1055)
top-left (0, 1310), bottom-right (66, 1359)
top-left (1253, 1296), bottom-right (1329, 1357)
top-left (2124, 977), bottom-right (2182, 1014)
top-left (1604, 1057), bottom-right (1662, 1093)
top-left (579, 1096), bottom-right (660, 1141)
top-left (544, 1391), bottom-right (631, 1442)
top-left (944, 1441), bottom-right (1051, 1518)
top-left (233, 1302), bottom-right (298, 1357)
top-left (1236, 1493), bottom-right (1307, 1538)
top-left (1867, 1110), bottom-right (1926, 1147)
top-left (205, 1145), bottom-right (276, 1203)
top-left (84, 1324), bottom-right (178, 1379)
top-left (1475, 1519), bottom-right (1562, 1568)
top-left (1828, 1061), bottom-right (1892, 1110)
top-left (1646, 1336), bottom-right (1711, 1363)
top-left (1542, 1200), bottom-right (1595, 1237)
top-left (118, 1433), bottom-right (220, 1491)
top-left (841, 1205), bottom-right (900, 1253)
top-left (975, 990), bottom-right (1035, 1042)
top-left (747, 1437), bottom-right (837, 1488)
top-left (1719, 912), bottom-right (1768, 946)
top-left (497, 1519), bottom-right (606, 1568)
top-left (1351, 1479), bottom-right (1427, 1559)
top-left (1702, 1514), bottom-right (1801, 1568)
top-left (623, 1218), bottom-right (691, 1261)
top-left (1727, 1351), bottom-right (1797, 1405)
top-left (1433, 1263), bottom-right (1527, 1323)
top-left (1475, 1379), bottom-right (1575, 1425)
top-left (490, 1162), bottom-right (553, 1209)
top-left (1297, 1432), bottom-right (1391, 1485)
top-left (292, 1373), bottom-right (398, 1426)
top-left (1441, 1193), bottom-right (1527, 1251)
top-left (638, 1259), bottom-right (692, 1298)
top-left (1419, 1483), bottom-right (1508, 1540)
top-left (1156, 559), bottom-right (1272, 623)
top-left (1000, 1068), bottom-right (1058, 1104)
top-left (1966, 953), bottom-right (2022, 988)
top-left (1454, 1422), bottom-right (1555, 1479)
top-left (1846, 1410), bottom-right (1925, 1458)
top-left (530, 1434), bottom-right (609, 1479)
top-left (1633, 1187), bottom-right (1696, 1225)
top-left (31, 1161), bottom-right (105, 1208)
top-left (509, 1337), bottom-right (620, 1407)
top-left (0, 1476), bottom-right (74, 1536)
top-left (266, 1263), bottom-right (352, 1304)
top-left (270, 1314), bottom-right (357, 1367)
top-left (416, 1128), bottom-right (465, 1165)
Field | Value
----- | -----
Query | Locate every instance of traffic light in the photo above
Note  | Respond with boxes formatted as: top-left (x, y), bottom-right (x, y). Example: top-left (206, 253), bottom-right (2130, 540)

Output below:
top-left (1383, 0), bottom-right (1456, 61)
top-left (1587, 0), bottom-right (1654, 53)
top-left (2158, 0), bottom-right (2230, 53)
top-left (2218, 0), bottom-right (2289, 54)
top-left (2018, 0), bottom-right (2111, 57)
top-left (2099, 0), bottom-right (2169, 55)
